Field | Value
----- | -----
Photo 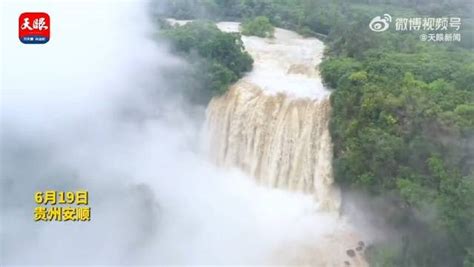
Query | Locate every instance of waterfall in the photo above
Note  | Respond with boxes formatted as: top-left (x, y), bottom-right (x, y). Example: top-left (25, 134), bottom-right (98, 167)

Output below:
top-left (205, 22), bottom-right (341, 212)
top-left (206, 82), bottom-right (340, 211)
top-left (199, 21), bottom-right (367, 266)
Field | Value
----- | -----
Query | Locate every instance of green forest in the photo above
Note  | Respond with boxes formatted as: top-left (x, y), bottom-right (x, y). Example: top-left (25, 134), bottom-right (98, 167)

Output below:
top-left (154, 0), bottom-right (474, 266)
top-left (159, 21), bottom-right (253, 103)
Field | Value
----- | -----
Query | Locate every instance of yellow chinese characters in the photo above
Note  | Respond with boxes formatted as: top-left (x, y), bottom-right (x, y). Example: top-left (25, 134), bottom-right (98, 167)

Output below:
top-left (75, 190), bottom-right (88, 205)
top-left (34, 206), bottom-right (47, 221)
top-left (34, 207), bottom-right (91, 222)
top-left (34, 190), bottom-right (91, 222)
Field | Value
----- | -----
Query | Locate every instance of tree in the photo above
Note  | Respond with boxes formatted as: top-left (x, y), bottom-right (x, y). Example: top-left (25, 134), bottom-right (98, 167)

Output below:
top-left (241, 16), bottom-right (275, 37)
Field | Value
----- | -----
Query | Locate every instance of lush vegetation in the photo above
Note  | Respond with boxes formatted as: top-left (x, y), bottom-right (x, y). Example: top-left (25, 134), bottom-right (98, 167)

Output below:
top-left (241, 16), bottom-right (275, 37)
top-left (155, 0), bottom-right (474, 266)
top-left (318, 4), bottom-right (474, 266)
top-left (322, 49), bottom-right (474, 267)
top-left (160, 21), bottom-right (253, 103)
top-left (154, 0), bottom-right (473, 47)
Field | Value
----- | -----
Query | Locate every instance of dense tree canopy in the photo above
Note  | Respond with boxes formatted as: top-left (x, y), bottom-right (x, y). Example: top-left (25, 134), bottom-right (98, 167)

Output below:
top-left (160, 21), bottom-right (253, 103)
top-left (241, 16), bottom-right (275, 37)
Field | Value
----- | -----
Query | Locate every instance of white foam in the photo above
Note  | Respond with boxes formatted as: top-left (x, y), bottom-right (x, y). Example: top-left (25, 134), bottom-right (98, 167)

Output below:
top-left (217, 22), bottom-right (329, 100)
top-left (167, 20), bottom-right (330, 100)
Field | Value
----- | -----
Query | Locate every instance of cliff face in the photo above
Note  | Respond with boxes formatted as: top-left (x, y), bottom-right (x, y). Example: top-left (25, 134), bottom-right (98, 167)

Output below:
top-left (205, 22), bottom-right (340, 211)
top-left (206, 82), bottom-right (340, 211)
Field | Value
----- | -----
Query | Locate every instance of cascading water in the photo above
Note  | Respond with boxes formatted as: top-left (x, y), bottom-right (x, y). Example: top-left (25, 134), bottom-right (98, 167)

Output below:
top-left (167, 19), bottom-right (368, 266)
top-left (206, 22), bottom-right (341, 212)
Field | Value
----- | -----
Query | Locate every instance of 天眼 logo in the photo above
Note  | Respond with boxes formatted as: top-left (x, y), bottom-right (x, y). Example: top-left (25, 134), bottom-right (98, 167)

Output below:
top-left (369, 14), bottom-right (392, 32)
top-left (19, 12), bottom-right (50, 44)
